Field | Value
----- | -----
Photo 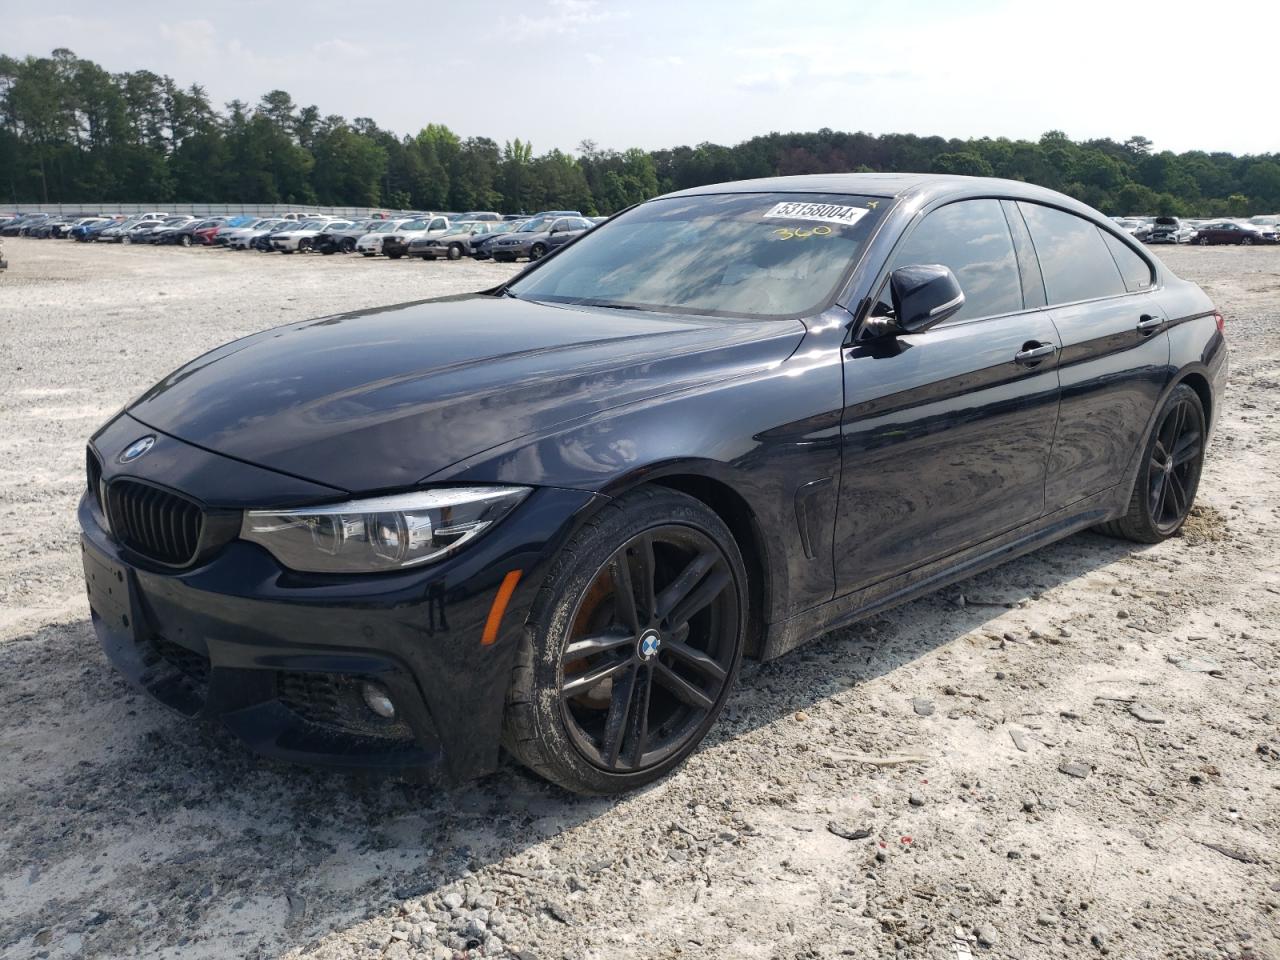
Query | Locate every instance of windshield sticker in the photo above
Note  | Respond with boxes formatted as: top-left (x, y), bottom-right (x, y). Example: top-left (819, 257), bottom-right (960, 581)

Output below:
top-left (763, 202), bottom-right (871, 226)
top-left (772, 225), bottom-right (833, 240)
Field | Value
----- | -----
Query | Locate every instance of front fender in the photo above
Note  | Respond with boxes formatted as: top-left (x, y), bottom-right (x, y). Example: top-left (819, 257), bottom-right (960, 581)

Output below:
top-left (428, 314), bottom-right (852, 623)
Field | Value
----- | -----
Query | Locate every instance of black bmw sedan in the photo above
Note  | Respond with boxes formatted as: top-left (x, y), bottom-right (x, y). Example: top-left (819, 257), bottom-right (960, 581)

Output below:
top-left (80, 174), bottom-right (1227, 794)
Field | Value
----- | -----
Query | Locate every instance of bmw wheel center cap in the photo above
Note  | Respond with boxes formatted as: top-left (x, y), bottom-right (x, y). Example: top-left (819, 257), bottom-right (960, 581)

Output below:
top-left (638, 629), bottom-right (662, 660)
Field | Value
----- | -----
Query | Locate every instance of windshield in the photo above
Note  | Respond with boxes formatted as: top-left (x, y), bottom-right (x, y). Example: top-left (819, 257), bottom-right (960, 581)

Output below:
top-left (373, 221), bottom-right (405, 232)
top-left (509, 192), bottom-right (887, 320)
top-left (517, 217), bottom-right (552, 233)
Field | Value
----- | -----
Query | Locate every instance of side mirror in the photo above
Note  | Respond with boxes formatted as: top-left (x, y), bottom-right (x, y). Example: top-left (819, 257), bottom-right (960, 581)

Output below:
top-left (889, 264), bottom-right (965, 333)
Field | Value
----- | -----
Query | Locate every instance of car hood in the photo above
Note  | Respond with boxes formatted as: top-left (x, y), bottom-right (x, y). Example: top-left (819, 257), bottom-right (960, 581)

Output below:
top-left (126, 294), bottom-right (805, 492)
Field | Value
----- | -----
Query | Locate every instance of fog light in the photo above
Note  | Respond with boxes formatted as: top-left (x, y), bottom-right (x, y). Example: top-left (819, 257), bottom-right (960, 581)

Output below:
top-left (361, 680), bottom-right (397, 719)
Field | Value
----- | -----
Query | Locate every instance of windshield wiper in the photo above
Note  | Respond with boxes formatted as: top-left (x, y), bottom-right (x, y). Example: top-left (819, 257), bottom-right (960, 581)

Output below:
top-left (566, 298), bottom-right (645, 312)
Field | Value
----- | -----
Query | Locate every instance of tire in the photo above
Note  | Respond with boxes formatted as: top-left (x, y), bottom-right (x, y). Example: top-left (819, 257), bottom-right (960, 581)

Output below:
top-left (1240, 235), bottom-right (1253, 246)
top-left (342, 238), bottom-right (356, 253)
top-left (122, 236), bottom-right (132, 245)
top-left (1197, 236), bottom-right (1210, 246)
top-left (503, 487), bottom-right (747, 795)
top-left (299, 238), bottom-right (312, 252)
top-left (530, 243), bottom-right (547, 261)
top-left (1096, 383), bottom-right (1206, 544)
top-left (447, 243), bottom-right (463, 260)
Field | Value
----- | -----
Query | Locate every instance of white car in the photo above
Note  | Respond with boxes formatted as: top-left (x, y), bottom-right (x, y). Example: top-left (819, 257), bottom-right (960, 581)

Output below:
top-left (354, 219), bottom-right (417, 257)
top-left (269, 219), bottom-right (348, 253)
top-left (222, 219), bottom-right (286, 250)
top-left (378, 216), bottom-right (452, 259)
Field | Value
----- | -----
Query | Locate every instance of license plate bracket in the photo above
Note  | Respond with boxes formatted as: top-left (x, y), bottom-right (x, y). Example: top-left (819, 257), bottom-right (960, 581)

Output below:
top-left (82, 539), bottom-right (136, 639)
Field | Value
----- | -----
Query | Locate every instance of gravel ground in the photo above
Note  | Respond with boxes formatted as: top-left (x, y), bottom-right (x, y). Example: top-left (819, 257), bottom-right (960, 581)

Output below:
top-left (0, 238), bottom-right (1277, 960)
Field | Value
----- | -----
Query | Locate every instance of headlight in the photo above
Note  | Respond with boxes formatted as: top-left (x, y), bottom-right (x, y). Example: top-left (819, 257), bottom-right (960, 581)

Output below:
top-left (241, 486), bottom-right (530, 573)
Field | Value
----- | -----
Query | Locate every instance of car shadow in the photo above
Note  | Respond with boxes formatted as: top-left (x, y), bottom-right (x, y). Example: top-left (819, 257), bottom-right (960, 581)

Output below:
top-left (0, 529), bottom-right (1140, 958)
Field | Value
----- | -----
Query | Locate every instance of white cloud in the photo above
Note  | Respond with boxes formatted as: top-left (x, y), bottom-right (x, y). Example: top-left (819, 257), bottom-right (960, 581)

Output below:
top-left (503, 0), bottom-right (626, 38)
top-left (157, 19), bottom-right (218, 61)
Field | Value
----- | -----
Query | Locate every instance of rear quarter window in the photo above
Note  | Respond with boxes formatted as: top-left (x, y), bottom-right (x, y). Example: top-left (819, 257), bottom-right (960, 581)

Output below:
top-left (1019, 203), bottom-right (1127, 305)
top-left (1100, 231), bottom-right (1155, 293)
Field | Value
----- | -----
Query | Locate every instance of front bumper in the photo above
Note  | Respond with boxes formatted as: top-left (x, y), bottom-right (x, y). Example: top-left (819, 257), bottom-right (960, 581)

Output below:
top-left (80, 416), bottom-right (602, 780)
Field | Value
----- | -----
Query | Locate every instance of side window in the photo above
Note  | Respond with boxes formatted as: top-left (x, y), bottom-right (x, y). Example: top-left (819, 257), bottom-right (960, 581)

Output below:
top-left (1100, 231), bottom-right (1154, 293)
top-left (432, 218), bottom-right (446, 231)
top-left (1018, 203), bottom-right (1127, 304)
top-left (888, 199), bottom-right (1023, 322)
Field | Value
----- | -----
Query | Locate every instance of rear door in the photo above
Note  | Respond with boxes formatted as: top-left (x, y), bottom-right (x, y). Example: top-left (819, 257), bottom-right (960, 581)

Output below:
top-left (833, 198), bottom-right (1062, 594)
top-left (1016, 202), bottom-right (1170, 511)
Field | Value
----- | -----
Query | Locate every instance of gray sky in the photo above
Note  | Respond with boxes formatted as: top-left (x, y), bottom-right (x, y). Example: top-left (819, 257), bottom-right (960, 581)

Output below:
top-left (4, 0), bottom-right (1277, 155)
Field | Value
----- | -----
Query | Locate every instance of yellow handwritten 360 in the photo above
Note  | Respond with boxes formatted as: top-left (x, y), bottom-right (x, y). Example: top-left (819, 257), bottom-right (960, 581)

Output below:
top-left (773, 225), bottom-right (833, 240)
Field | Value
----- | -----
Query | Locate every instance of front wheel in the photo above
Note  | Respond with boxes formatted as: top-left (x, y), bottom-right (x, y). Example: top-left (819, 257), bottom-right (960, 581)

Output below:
top-left (503, 488), bottom-right (747, 794)
top-left (1198, 236), bottom-right (1211, 246)
top-left (529, 243), bottom-right (547, 261)
top-left (1096, 383), bottom-right (1206, 543)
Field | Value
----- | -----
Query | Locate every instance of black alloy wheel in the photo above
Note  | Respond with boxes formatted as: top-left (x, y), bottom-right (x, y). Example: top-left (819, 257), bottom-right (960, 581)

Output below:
top-left (559, 525), bottom-right (739, 772)
top-left (342, 237), bottom-right (356, 253)
top-left (504, 488), bottom-right (747, 794)
top-left (1097, 383), bottom-right (1205, 543)
top-left (1146, 393), bottom-right (1204, 535)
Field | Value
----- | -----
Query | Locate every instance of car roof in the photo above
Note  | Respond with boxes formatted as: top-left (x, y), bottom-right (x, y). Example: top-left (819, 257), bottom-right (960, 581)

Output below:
top-left (664, 172), bottom-right (1099, 214)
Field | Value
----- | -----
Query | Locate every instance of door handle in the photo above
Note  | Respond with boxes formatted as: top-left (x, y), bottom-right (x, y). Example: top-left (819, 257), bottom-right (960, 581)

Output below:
top-left (1014, 342), bottom-right (1057, 365)
top-left (1136, 314), bottom-right (1164, 334)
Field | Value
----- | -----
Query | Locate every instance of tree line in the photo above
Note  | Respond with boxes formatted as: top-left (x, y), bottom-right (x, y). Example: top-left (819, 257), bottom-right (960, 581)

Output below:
top-left (3, 49), bottom-right (1279, 216)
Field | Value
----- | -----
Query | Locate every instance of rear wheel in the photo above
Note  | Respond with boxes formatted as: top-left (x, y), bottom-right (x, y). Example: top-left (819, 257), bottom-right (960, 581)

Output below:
top-left (342, 237), bottom-right (356, 253)
top-left (447, 243), bottom-right (463, 260)
top-left (1096, 383), bottom-right (1205, 543)
top-left (504, 488), bottom-right (747, 794)
top-left (1240, 235), bottom-right (1253, 246)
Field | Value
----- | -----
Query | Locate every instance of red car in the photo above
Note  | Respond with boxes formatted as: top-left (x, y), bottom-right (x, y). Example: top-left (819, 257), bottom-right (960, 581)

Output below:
top-left (1191, 221), bottom-right (1279, 245)
top-left (192, 219), bottom-right (229, 246)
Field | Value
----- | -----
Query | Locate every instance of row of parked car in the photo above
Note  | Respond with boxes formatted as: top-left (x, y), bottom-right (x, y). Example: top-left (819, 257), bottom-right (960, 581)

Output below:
top-left (1110, 214), bottom-right (1280, 245)
top-left (1, 209), bottom-right (608, 263)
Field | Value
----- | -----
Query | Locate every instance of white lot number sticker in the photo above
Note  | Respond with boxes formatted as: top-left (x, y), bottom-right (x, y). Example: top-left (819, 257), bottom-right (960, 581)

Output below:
top-left (763, 201), bottom-right (869, 227)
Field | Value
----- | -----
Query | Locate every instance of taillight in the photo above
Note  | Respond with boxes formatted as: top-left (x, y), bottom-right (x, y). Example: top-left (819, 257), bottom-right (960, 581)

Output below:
top-left (1214, 311), bottom-right (1225, 334)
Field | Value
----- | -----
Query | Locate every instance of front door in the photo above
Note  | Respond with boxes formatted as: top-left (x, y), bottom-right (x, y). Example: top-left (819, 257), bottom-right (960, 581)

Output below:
top-left (833, 198), bottom-right (1061, 595)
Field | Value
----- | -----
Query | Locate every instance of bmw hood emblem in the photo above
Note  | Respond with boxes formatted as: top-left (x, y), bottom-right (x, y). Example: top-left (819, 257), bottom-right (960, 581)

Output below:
top-left (119, 435), bottom-right (156, 463)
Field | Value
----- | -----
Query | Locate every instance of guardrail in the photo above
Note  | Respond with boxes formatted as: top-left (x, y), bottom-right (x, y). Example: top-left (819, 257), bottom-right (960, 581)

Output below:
top-left (3, 203), bottom-right (410, 218)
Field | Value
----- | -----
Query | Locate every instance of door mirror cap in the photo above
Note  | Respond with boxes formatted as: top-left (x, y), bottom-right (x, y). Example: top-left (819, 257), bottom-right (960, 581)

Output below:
top-left (890, 264), bottom-right (966, 333)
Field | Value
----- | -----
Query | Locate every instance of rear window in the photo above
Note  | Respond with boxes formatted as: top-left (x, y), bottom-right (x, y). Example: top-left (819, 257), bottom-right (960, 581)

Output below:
top-left (1018, 203), bottom-right (1126, 305)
